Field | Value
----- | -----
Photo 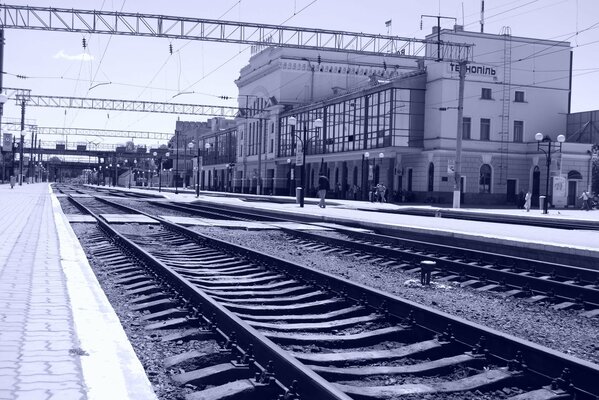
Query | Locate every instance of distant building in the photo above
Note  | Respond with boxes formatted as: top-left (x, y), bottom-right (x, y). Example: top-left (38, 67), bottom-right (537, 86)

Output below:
top-left (180, 25), bottom-right (595, 207)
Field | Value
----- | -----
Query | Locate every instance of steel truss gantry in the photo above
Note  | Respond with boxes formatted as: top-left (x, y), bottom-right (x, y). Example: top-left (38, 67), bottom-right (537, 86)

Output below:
top-left (15, 94), bottom-right (242, 118)
top-left (2, 121), bottom-right (171, 141)
top-left (0, 4), bottom-right (473, 62)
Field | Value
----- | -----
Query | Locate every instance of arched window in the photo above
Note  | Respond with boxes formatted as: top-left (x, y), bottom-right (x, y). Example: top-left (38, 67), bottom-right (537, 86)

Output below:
top-left (427, 162), bottom-right (434, 192)
top-left (567, 170), bottom-right (583, 180)
top-left (479, 164), bottom-right (492, 193)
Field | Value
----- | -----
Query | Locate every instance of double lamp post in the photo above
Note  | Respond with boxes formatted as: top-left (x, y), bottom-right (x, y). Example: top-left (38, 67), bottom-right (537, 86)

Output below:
top-left (535, 132), bottom-right (565, 214)
top-left (288, 116), bottom-right (323, 208)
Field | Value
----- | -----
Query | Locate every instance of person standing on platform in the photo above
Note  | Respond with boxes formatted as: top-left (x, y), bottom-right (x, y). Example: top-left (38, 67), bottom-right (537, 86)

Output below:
top-left (517, 190), bottom-right (525, 209)
top-left (524, 190), bottom-right (532, 212)
top-left (318, 174), bottom-right (330, 208)
top-left (579, 190), bottom-right (590, 211)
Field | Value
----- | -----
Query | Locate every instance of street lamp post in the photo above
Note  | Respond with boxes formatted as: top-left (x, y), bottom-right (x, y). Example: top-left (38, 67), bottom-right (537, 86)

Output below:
top-left (362, 152), bottom-right (370, 200)
top-left (535, 132), bottom-right (565, 214)
top-left (288, 116), bottom-right (323, 207)
top-left (187, 142), bottom-right (194, 189)
top-left (153, 151), bottom-right (170, 192)
top-left (286, 158), bottom-right (294, 196)
top-left (175, 131), bottom-right (180, 194)
top-left (126, 159), bottom-right (132, 189)
top-left (0, 93), bottom-right (7, 183)
top-left (203, 143), bottom-right (211, 191)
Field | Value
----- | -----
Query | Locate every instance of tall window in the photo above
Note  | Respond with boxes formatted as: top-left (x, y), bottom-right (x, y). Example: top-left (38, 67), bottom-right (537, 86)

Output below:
top-left (481, 88), bottom-right (492, 100)
top-left (514, 91), bottom-right (525, 102)
top-left (513, 121), bottom-right (524, 142)
top-left (479, 164), bottom-right (492, 193)
top-left (427, 162), bottom-right (434, 192)
top-left (462, 117), bottom-right (471, 140)
top-left (480, 118), bottom-right (491, 141)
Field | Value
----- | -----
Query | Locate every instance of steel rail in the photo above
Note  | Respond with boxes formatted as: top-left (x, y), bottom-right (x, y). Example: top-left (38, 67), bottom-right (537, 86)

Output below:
top-left (155, 209), bottom-right (599, 399)
top-left (149, 198), bottom-right (599, 285)
top-left (66, 193), bottom-right (352, 400)
top-left (373, 207), bottom-right (599, 231)
top-left (69, 192), bottom-right (599, 398)
top-left (95, 193), bottom-right (599, 307)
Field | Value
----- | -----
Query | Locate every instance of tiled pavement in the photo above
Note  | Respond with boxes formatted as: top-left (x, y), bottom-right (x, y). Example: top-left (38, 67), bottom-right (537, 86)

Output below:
top-left (0, 183), bottom-right (156, 400)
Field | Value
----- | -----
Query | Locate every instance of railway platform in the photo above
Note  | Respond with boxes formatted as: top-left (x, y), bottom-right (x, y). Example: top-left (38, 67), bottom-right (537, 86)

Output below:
top-left (0, 183), bottom-right (157, 400)
top-left (115, 185), bottom-right (599, 261)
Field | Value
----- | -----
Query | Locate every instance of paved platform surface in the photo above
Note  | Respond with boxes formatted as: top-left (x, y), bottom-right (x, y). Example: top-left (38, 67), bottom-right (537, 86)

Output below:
top-left (0, 183), bottom-right (156, 400)
top-left (112, 185), bottom-right (599, 259)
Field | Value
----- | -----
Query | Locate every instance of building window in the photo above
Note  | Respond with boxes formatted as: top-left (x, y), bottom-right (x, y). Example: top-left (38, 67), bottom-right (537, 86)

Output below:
top-left (514, 91), bottom-right (525, 102)
top-left (479, 164), bottom-right (492, 193)
top-left (462, 117), bottom-right (471, 140)
top-left (481, 88), bottom-right (492, 100)
top-left (513, 120), bottom-right (523, 143)
top-left (427, 162), bottom-right (434, 192)
top-left (480, 118), bottom-right (491, 141)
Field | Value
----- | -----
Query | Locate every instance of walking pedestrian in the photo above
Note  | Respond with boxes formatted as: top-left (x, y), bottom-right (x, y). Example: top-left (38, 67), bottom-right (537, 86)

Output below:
top-left (579, 190), bottom-right (591, 211)
top-left (318, 174), bottom-right (330, 208)
top-left (524, 190), bottom-right (532, 212)
top-left (10, 175), bottom-right (15, 189)
top-left (517, 190), bottom-right (525, 209)
top-left (351, 184), bottom-right (359, 200)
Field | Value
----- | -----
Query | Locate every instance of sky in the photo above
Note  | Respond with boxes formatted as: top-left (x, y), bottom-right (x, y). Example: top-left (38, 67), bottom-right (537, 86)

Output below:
top-left (1, 0), bottom-right (598, 148)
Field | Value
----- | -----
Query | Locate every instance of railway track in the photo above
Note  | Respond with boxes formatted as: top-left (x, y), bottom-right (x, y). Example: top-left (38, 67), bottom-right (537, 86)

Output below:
top-left (65, 193), bottom-right (599, 400)
top-left (81, 190), bottom-right (599, 316)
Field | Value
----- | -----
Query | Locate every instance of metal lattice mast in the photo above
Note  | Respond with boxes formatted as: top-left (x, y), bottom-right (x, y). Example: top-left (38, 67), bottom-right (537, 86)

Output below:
top-left (499, 26), bottom-right (512, 185)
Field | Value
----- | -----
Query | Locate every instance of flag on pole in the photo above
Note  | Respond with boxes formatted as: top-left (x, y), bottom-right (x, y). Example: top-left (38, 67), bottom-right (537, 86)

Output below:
top-left (385, 20), bottom-right (392, 27)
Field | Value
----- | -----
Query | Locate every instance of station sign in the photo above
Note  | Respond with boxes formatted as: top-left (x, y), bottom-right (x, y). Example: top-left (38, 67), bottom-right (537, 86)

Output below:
top-left (2, 133), bottom-right (13, 152)
top-left (296, 146), bottom-right (304, 166)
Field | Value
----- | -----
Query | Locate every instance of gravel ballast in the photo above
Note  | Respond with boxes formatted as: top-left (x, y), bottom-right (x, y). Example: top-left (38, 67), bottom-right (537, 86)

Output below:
top-left (190, 227), bottom-right (599, 365)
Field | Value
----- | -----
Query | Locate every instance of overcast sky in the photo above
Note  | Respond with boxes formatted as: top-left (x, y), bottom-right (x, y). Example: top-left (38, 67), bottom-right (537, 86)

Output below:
top-left (2, 0), bottom-right (598, 147)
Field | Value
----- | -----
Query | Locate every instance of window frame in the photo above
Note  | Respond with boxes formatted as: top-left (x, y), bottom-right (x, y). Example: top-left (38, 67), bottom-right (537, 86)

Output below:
top-left (514, 90), bottom-right (525, 103)
top-left (462, 117), bottom-right (471, 140)
top-left (480, 118), bottom-right (491, 141)
top-left (513, 120), bottom-right (524, 143)
top-left (481, 88), bottom-right (492, 100)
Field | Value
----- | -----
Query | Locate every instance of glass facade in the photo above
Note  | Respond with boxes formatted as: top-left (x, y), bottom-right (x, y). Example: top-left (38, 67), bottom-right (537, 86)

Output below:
top-left (202, 128), bottom-right (237, 165)
top-left (278, 87), bottom-right (424, 157)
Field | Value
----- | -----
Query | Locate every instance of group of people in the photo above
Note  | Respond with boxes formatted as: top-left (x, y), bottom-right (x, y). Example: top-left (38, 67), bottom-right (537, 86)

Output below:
top-left (518, 189), bottom-right (597, 211)
top-left (370, 183), bottom-right (387, 203)
top-left (316, 175), bottom-right (389, 208)
top-left (579, 190), bottom-right (597, 211)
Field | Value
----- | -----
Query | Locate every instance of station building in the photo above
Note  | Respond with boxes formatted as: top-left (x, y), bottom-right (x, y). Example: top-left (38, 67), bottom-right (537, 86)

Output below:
top-left (176, 26), bottom-right (595, 207)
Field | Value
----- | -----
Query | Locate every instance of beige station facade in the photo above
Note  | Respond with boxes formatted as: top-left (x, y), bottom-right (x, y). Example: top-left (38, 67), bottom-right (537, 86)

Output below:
top-left (174, 26), bottom-right (596, 207)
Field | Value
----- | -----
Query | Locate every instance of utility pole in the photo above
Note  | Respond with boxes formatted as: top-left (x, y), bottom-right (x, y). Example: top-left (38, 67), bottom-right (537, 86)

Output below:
top-left (0, 29), bottom-right (4, 184)
top-left (453, 60), bottom-right (467, 208)
top-left (480, 0), bottom-right (485, 33)
top-left (421, 14), bottom-right (456, 61)
top-left (19, 99), bottom-right (25, 185)
top-left (29, 129), bottom-right (35, 182)
top-left (257, 118), bottom-right (262, 195)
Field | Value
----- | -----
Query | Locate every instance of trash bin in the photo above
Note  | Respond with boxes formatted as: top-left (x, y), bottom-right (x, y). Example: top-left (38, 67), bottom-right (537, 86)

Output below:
top-left (539, 195), bottom-right (546, 211)
top-left (296, 187), bottom-right (303, 205)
